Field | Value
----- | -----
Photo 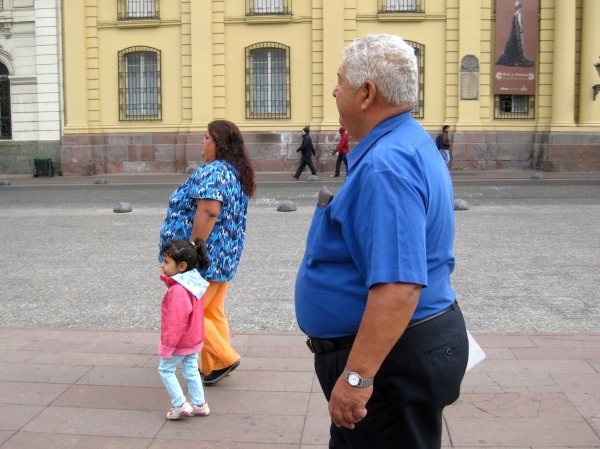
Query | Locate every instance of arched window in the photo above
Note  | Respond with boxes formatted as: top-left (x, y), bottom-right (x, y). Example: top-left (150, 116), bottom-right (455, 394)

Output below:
top-left (245, 42), bottom-right (290, 119)
top-left (379, 0), bottom-right (423, 13)
top-left (0, 62), bottom-right (11, 139)
top-left (118, 47), bottom-right (161, 121)
top-left (118, 0), bottom-right (160, 20)
top-left (246, 0), bottom-right (290, 15)
top-left (405, 40), bottom-right (424, 119)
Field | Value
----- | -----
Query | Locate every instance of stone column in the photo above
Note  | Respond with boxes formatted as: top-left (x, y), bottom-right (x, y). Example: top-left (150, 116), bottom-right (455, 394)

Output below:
top-left (577, 0), bottom-right (600, 126)
top-left (550, 0), bottom-right (576, 128)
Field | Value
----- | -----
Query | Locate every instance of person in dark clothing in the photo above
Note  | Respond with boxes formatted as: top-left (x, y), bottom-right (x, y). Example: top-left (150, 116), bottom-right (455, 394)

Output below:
top-left (439, 125), bottom-right (451, 166)
top-left (331, 126), bottom-right (349, 178)
top-left (292, 126), bottom-right (317, 180)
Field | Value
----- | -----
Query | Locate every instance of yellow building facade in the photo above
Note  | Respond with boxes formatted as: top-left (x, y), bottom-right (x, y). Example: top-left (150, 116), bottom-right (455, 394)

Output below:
top-left (60, 0), bottom-right (600, 174)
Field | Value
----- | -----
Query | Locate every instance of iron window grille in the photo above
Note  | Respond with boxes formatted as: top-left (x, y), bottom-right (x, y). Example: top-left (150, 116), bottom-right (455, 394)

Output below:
top-left (406, 40), bottom-right (425, 119)
top-left (246, 0), bottom-right (291, 15)
top-left (118, 47), bottom-right (162, 121)
top-left (0, 1), bottom-right (3, 11)
top-left (494, 95), bottom-right (535, 119)
top-left (0, 62), bottom-right (11, 139)
top-left (118, 0), bottom-right (160, 20)
top-left (245, 42), bottom-right (291, 119)
top-left (378, 0), bottom-right (423, 13)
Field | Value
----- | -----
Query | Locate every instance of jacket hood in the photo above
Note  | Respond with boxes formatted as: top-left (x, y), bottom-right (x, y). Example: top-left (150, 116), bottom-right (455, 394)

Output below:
top-left (161, 269), bottom-right (209, 300)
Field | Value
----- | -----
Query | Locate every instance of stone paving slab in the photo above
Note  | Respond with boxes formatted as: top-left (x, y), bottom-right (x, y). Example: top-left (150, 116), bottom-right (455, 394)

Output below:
top-left (0, 328), bottom-right (599, 448)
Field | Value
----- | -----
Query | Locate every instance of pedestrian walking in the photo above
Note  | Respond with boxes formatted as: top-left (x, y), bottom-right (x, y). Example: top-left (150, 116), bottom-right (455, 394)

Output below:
top-left (295, 34), bottom-right (468, 448)
top-left (331, 126), bottom-right (349, 177)
top-left (158, 238), bottom-right (211, 420)
top-left (292, 126), bottom-right (317, 179)
top-left (439, 125), bottom-right (451, 166)
top-left (159, 120), bottom-right (256, 386)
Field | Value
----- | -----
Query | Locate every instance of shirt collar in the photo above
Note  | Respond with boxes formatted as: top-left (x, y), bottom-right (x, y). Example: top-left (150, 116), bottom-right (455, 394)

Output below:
top-left (345, 111), bottom-right (412, 174)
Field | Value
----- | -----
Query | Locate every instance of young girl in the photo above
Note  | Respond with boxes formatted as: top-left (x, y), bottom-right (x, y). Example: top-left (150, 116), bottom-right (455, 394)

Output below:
top-left (158, 238), bottom-right (211, 420)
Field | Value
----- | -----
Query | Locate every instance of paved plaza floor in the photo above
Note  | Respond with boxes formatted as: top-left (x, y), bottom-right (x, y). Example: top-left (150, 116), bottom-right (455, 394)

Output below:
top-left (0, 169), bottom-right (599, 447)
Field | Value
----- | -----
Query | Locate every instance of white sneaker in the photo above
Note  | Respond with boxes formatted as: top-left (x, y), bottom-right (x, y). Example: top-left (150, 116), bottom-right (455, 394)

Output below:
top-left (191, 402), bottom-right (210, 416)
top-left (166, 401), bottom-right (193, 420)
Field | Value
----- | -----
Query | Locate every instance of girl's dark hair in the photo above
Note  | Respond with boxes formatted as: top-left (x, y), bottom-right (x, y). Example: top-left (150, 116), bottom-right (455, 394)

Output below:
top-left (161, 238), bottom-right (210, 272)
top-left (208, 120), bottom-right (256, 197)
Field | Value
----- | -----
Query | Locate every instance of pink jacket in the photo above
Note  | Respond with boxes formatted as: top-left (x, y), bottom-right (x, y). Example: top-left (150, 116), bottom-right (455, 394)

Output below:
top-left (159, 270), bottom-right (208, 358)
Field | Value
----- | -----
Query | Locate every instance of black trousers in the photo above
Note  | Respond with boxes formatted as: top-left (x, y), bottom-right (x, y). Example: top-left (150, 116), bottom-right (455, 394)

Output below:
top-left (295, 155), bottom-right (317, 178)
top-left (334, 153), bottom-right (348, 176)
top-left (314, 302), bottom-right (468, 449)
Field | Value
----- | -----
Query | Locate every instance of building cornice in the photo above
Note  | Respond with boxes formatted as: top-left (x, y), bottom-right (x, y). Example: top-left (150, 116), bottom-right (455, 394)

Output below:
top-left (9, 76), bottom-right (37, 85)
top-left (97, 19), bottom-right (181, 29)
top-left (224, 15), bottom-right (311, 25)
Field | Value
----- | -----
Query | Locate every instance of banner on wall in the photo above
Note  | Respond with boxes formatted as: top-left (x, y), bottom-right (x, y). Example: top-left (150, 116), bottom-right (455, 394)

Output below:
top-left (494, 0), bottom-right (539, 95)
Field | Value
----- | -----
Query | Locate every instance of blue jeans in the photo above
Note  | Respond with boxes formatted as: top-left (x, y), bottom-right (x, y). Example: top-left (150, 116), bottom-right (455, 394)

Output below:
top-left (439, 149), bottom-right (451, 164)
top-left (158, 352), bottom-right (205, 407)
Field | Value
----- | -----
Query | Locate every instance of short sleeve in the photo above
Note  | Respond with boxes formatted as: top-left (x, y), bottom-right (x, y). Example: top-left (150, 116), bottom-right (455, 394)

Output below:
top-left (353, 169), bottom-right (428, 288)
top-left (188, 162), bottom-right (226, 203)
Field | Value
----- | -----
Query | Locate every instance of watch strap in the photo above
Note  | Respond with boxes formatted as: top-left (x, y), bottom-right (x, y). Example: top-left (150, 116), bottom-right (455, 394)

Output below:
top-left (343, 367), bottom-right (374, 388)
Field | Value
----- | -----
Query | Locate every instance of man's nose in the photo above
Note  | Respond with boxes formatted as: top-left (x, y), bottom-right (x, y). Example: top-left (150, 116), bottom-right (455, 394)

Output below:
top-left (332, 86), bottom-right (338, 97)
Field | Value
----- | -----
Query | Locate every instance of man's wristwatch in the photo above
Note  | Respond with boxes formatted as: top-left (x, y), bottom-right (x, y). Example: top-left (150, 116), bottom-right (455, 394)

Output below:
top-left (343, 367), bottom-right (374, 388)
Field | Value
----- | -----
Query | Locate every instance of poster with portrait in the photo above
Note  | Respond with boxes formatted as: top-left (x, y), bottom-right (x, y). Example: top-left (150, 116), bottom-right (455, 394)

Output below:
top-left (494, 0), bottom-right (539, 95)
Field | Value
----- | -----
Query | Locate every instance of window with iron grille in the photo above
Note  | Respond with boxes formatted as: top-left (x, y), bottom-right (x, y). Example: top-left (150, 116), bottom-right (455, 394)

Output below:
top-left (118, 0), bottom-right (160, 20)
top-left (494, 95), bottom-right (535, 119)
top-left (378, 0), bottom-right (423, 13)
top-left (406, 40), bottom-right (425, 119)
top-left (245, 43), bottom-right (290, 119)
top-left (0, 62), bottom-right (11, 140)
top-left (0, 1), bottom-right (4, 11)
top-left (246, 0), bottom-right (291, 15)
top-left (118, 47), bottom-right (161, 121)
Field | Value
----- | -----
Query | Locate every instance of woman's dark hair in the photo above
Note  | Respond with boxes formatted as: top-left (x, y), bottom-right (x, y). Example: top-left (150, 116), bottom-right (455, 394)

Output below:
top-left (208, 120), bottom-right (256, 197)
top-left (161, 238), bottom-right (210, 272)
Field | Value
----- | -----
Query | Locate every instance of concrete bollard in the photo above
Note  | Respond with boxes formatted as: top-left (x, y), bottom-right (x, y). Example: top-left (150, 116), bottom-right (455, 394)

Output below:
top-left (454, 199), bottom-right (470, 211)
top-left (277, 200), bottom-right (297, 212)
top-left (114, 202), bottom-right (133, 213)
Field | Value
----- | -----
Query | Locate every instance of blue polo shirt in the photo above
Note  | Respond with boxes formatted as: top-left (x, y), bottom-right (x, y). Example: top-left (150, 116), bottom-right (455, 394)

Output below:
top-left (294, 112), bottom-right (456, 339)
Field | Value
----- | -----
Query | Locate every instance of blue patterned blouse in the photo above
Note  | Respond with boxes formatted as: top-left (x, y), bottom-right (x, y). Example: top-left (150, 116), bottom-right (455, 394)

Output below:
top-left (158, 160), bottom-right (249, 282)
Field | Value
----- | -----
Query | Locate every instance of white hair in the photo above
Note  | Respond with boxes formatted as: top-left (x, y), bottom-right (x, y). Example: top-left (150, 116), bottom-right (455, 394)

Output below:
top-left (341, 34), bottom-right (418, 108)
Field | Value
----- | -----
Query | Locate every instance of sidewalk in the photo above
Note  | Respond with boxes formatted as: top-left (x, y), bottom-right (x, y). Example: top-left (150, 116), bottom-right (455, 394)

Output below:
top-left (1, 327), bottom-right (600, 448)
top-left (1, 168), bottom-right (599, 186)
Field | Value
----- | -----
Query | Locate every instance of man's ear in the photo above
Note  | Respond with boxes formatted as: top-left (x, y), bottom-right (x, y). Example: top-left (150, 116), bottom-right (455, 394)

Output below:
top-left (178, 261), bottom-right (188, 273)
top-left (360, 80), bottom-right (377, 111)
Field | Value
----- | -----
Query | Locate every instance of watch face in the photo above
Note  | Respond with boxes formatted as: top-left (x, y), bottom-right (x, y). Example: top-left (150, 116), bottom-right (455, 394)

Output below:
top-left (348, 372), bottom-right (360, 386)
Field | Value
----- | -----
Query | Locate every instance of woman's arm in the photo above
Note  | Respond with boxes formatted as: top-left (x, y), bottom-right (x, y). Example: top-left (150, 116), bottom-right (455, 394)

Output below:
top-left (191, 199), bottom-right (221, 241)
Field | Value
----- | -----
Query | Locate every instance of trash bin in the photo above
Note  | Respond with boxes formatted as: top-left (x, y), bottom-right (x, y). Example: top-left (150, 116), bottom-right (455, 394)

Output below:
top-left (33, 158), bottom-right (54, 177)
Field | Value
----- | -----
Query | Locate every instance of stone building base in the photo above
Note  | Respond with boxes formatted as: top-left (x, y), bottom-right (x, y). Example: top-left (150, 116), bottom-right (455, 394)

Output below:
top-left (60, 131), bottom-right (599, 175)
top-left (0, 141), bottom-right (62, 175)
top-left (445, 131), bottom-right (599, 172)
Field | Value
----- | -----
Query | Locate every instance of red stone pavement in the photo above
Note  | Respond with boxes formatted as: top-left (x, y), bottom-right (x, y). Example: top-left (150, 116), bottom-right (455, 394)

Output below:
top-left (1, 327), bottom-right (600, 448)
top-left (2, 169), bottom-right (600, 447)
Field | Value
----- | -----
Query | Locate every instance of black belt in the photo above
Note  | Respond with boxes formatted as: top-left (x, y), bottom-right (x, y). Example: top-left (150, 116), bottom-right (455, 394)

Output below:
top-left (306, 301), bottom-right (457, 355)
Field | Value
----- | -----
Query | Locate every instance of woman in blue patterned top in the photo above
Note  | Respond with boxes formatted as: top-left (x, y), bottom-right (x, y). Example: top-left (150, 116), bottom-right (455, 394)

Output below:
top-left (159, 120), bottom-right (256, 386)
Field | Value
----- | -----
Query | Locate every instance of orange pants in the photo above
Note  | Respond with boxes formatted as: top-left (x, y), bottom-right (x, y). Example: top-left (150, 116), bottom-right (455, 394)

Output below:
top-left (200, 281), bottom-right (240, 375)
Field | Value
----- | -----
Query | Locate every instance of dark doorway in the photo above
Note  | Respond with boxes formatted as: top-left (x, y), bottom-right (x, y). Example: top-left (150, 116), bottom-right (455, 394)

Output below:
top-left (0, 62), bottom-right (11, 139)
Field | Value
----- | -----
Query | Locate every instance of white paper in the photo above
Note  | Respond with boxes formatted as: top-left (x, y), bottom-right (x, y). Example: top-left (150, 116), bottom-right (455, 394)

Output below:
top-left (466, 330), bottom-right (486, 371)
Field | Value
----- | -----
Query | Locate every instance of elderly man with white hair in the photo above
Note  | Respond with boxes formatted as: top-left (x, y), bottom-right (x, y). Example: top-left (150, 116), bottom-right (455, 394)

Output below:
top-left (295, 34), bottom-right (468, 449)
